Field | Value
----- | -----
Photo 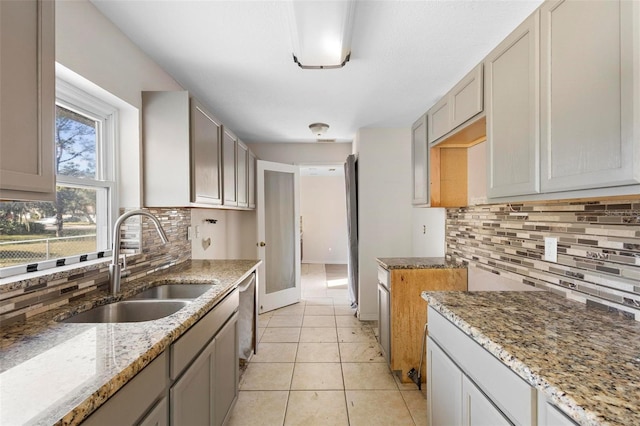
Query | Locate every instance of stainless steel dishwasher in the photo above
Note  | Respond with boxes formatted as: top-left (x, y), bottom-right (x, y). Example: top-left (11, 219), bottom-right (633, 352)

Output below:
top-left (238, 272), bottom-right (257, 361)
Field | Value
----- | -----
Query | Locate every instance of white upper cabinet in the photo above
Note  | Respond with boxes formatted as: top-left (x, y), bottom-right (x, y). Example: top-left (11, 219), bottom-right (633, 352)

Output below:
top-left (540, 0), bottom-right (640, 192)
top-left (143, 91), bottom-right (222, 207)
top-left (222, 128), bottom-right (238, 207)
top-left (428, 64), bottom-right (484, 145)
top-left (427, 97), bottom-right (451, 144)
top-left (191, 99), bottom-right (222, 205)
top-left (236, 141), bottom-right (248, 208)
top-left (0, 0), bottom-right (55, 201)
top-left (411, 114), bottom-right (429, 205)
top-left (450, 64), bottom-right (484, 129)
top-left (486, 11), bottom-right (540, 198)
top-left (248, 151), bottom-right (256, 209)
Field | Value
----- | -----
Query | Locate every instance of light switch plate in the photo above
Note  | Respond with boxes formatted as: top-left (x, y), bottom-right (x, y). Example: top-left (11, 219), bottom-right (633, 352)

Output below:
top-left (544, 237), bottom-right (558, 262)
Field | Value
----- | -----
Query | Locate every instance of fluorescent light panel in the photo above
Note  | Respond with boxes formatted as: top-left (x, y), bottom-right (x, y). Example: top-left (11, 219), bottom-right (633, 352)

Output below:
top-left (289, 0), bottom-right (356, 69)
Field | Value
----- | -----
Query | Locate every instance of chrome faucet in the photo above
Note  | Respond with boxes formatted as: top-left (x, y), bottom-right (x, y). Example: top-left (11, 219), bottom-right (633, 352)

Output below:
top-left (109, 209), bottom-right (169, 295)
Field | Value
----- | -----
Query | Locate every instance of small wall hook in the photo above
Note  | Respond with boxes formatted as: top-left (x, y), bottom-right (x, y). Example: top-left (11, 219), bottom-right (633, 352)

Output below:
top-left (204, 219), bottom-right (218, 224)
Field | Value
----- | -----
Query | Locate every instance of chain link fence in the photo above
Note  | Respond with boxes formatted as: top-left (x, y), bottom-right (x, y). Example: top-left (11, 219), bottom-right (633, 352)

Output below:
top-left (0, 234), bottom-right (97, 268)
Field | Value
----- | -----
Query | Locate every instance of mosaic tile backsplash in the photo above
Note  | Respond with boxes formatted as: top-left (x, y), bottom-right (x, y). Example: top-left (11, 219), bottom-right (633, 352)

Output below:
top-left (446, 198), bottom-right (640, 320)
top-left (0, 208), bottom-right (191, 325)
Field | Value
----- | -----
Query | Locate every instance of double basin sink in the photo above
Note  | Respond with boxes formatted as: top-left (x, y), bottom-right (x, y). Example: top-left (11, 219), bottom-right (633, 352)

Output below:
top-left (61, 284), bottom-right (216, 324)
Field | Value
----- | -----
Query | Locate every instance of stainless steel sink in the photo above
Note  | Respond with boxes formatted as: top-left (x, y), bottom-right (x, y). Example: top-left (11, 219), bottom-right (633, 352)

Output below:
top-left (130, 284), bottom-right (214, 300)
top-left (61, 300), bottom-right (191, 323)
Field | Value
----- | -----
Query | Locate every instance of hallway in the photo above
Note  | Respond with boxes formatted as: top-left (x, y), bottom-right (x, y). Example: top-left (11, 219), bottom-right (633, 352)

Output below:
top-left (226, 264), bottom-right (427, 426)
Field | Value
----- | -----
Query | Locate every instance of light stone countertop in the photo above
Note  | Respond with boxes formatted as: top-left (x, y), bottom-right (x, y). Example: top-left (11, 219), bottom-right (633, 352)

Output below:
top-left (376, 257), bottom-right (465, 270)
top-left (0, 259), bottom-right (260, 426)
top-left (422, 291), bottom-right (640, 426)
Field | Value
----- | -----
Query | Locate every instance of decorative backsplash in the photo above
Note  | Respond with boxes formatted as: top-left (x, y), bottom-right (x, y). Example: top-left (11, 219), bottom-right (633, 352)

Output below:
top-left (446, 198), bottom-right (640, 320)
top-left (0, 208), bottom-right (191, 326)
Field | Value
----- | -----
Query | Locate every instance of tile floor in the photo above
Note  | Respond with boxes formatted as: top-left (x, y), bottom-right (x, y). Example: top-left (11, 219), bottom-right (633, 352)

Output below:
top-left (227, 264), bottom-right (427, 426)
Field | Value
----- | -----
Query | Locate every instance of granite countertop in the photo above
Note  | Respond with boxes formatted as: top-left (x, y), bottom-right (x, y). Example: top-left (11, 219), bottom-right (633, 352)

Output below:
top-left (421, 291), bottom-right (640, 426)
top-left (376, 257), bottom-right (465, 270)
top-left (0, 259), bottom-right (260, 426)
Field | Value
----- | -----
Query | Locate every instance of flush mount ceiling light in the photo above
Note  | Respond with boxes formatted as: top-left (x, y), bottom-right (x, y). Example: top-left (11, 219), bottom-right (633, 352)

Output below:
top-left (309, 122), bottom-right (330, 137)
top-left (288, 0), bottom-right (356, 69)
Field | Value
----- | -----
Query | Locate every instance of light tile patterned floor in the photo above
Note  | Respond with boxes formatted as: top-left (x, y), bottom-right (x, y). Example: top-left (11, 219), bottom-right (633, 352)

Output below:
top-left (227, 264), bottom-right (427, 426)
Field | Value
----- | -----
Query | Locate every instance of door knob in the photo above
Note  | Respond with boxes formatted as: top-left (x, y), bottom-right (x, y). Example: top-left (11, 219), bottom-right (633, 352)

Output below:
top-left (257, 241), bottom-right (267, 247)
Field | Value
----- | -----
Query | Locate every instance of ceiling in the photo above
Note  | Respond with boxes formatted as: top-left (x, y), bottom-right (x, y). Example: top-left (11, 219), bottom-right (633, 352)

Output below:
top-left (91, 0), bottom-right (543, 144)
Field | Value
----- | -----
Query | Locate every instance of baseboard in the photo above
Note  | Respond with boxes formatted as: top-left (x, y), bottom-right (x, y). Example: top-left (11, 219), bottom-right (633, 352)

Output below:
top-left (357, 311), bottom-right (377, 321)
top-left (302, 260), bottom-right (348, 265)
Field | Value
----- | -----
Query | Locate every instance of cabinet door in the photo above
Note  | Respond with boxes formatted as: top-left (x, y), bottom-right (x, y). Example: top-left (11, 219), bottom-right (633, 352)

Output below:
top-left (248, 151), bottom-right (256, 209)
top-left (486, 12), bottom-right (540, 198)
top-left (450, 64), bottom-right (484, 129)
top-left (428, 96), bottom-right (451, 144)
top-left (214, 314), bottom-right (239, 426)
top-left (462, 375), bottom-right (511, 426)
top-left (138, 397), bottom-right (168, 426)
top-left (236, 141), bottom-right (249, 208)
top-left (540, 0), bottom-right (640, 192)
top-left (0, 0), bottom-right (55, 201)
top-left (222, 129), bottom-right (238, 206)
top-left (171, 337), bottom-right (215, 426)
top-left (377, 283), bottom-right (391, 364)
top-left (427, 337), bottom-right (462, 426)
top-left (191, 99), bottom-right (222, 205)
top-left (411, 115), bottom-right (429, 205)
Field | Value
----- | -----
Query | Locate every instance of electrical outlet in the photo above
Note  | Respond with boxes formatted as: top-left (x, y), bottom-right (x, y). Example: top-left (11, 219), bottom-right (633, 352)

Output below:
top-left (544, 237), bottom-right (558, 262)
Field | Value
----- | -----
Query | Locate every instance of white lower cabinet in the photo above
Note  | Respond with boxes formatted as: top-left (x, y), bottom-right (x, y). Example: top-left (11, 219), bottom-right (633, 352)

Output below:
top-left (427, 337), bottom-right (462, 426)
top-left (139, 397), bottom-right (168, 426)
top-left (462, 375), bottom-right (511, 426)
top-left (427, 306), bottom-right (580, 426)
top-left (170, 315), bottom-right (239, 426)
top-left (83, 289), bottom-right (240, 425)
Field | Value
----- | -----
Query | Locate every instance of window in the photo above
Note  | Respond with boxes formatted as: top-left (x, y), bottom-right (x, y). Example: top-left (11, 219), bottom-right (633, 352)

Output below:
top-left (0, 80), bottom-right (117, 273)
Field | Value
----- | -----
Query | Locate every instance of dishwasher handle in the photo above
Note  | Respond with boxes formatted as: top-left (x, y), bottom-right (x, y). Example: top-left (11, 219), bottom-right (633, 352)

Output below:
top-left (238, 273), bottom-right (256, 292)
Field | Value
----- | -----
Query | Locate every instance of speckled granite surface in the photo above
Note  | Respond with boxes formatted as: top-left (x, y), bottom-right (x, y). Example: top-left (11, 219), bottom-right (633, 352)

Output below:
top-left (0, 259), bottom-right (260, 426)
top-left (422, 291), bottom-right (640, 426)
top-left (376, 257), bottom-right (465, 270)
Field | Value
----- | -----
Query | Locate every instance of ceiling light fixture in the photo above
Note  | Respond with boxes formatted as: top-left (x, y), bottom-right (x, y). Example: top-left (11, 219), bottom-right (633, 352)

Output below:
top-left (288, 0), bottom-right (356, 69)
top-left (309, 122), bottom-right (330, 137)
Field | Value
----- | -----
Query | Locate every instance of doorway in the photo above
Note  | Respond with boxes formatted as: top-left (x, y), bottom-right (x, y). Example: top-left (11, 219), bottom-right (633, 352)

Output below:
top-left (299, 164), bottom-right (349, 304)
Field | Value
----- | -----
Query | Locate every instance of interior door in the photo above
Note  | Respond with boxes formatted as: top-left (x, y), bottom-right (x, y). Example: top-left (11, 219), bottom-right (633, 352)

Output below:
top-left (257, 160), bottom-right (301, 313)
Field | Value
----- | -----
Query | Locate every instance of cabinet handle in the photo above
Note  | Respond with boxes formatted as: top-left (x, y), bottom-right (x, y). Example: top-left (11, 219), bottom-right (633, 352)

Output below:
top-left (423, 225), bottom-right (426, 234)
top-left (257, 241), bottom-right (266, 247)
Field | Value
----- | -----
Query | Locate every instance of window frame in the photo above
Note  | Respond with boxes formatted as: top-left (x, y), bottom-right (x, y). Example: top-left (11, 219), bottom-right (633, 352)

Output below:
top-left (55, 78), bottom-right (119, 253)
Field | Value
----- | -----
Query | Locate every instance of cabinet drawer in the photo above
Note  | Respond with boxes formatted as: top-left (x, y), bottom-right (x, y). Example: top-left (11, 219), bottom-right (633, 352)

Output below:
top-left (377, 266), bottom-right (390, 288)
top-left (428, 306), bottom-right (535, 426)
top-left (84, 352), bottom-right (167, 426)
top-left (171, 288), bottom-right (239, 380)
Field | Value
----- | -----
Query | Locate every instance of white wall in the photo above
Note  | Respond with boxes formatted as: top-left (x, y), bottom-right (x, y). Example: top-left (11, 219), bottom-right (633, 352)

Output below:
top-left (56, 0), bottom-right (183, 208)
top-left (248, 142), bottom-right (352, 165)
top-left (356, 128), bottom-right (413, 320)
top-left (300, 176), bottom-right (348, 264)
top-left (190, 209), bottom-right (257, 260)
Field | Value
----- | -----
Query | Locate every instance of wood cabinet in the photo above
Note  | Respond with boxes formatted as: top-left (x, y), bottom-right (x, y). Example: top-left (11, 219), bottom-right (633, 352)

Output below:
top-left (485, 11), bottom-right (540, 198)
top-left (428, 64), bottom-right (484, 145)
top-left (411, 115), bottom-right (429, 205)
top-left (377, 267), bottom-right (391, 363)
top-left (377, 264), bottom-right (467, 383)
top-left (143, 91), bottom-right (223, 208)
top-left (540, 0), bottom-right (640, 193)
top-left (237, 141), bottom-right (249, 208)
top-left (213, 313), bottom-right (239, 426)
top-left (0, 0), bottom-right (55, 202)
top-left (222, 128), bottom-right (238, 207)
top-left (139, 397), bottom-right (168, 426)
top-left (537, 395), bottom-right (577, 426)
